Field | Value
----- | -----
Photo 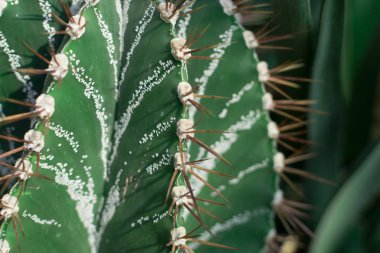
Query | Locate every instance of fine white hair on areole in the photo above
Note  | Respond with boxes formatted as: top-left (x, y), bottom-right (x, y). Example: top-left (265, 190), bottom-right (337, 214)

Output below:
top-left (24, 130), bottom-right (45, 152)
top-left (171, 227), bottom-right (187, 246)
top-left (47, 53), bottom-right (69, 81)
top-left (0, 239), bottom-right (10, 253)
top-left (243, 30), bottom-right (259, 49)
top-left (174, 152), bottom-right (191, 171)
top-left (158, 2), bottom-right (179, 25)
top-left (0, 0), bottom-right (7, 17)
top-left (262, 92), bottom-right (275, 111)
top-left (66, 14), bottom-right (86, 40)
top-left (271, 190), bottom-right (284, 207)
top-left (273, 152), bottom-right (285, 173)
top-left (219, 0), bottom-right (236, 15)
top-left (15, 159), bottom-right (33, 181)
top-left (177, 82), bottom-right (194, 105)
top-left (257, 61), bottom-right (270, 82)
top-left (0, 194), bottom-right (19, 219)
top-left (171, 38), bottom-right (192, 62)
top-left (35, 94), bottom-right (55, 119)
top-left (172, 186), bottom-right (192, 205)
top-left (267, 121), bottom-right (279, 139)
top-left (176, 119), bottom-right (194, 140)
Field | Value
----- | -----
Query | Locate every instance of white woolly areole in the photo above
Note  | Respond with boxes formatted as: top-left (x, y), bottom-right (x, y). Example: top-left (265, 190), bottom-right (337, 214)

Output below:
top-left (86, 0), bottom-right (100, 6)
top-left (243, 30), bottom-right (259, 49)
top-left (177, 82), bottom-right (194, 104)
top-left (267, 121), bottom-right (279, 139)
top-left (158, 3), bottom-right (179, 25)
top-left (177, 119), bottom-right (194, 140)
top-left (171, 227), bottom-right (187, 246)
top-left (174, 152), bottom-right (190, 171)
top-left (0, 0), bottom-right (7, 17)
top-left (0, 240), bottom-right (10, 253)
top-left (257, 61), bottom-right (270, 82)
top-left (262, 93), bottom-right (274, 111)
top-left (273, 152), bottom-right (285, 173)
top-left (66, 15), bottom-right (86, 40)
top-left (172, 186), bottom-right (192, 205)
top-left (35, 94), bottom-right (55, 119)
top-left (47, 53), bottom-right (69, 81)
top-left (0, 194), bottom-right (19, 219)
top-left (24, 130), bottom-right (45, 152)
top-left (272, 190), bottom-right (284, 207)
top-left (219, 0), bottom-right (236, 15)
top-left (171, 38), bottom-right (191, 62)
top-left (15, 159), bottom-right (33, 181)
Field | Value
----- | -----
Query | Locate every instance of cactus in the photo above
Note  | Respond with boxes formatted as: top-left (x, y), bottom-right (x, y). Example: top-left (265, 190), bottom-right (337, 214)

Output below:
top-left (2, 0), bottom-right (379, 253)
top-left (0, 0), bottom-right (286, 252)
top-left (0, 1), bottom-right (279, 251)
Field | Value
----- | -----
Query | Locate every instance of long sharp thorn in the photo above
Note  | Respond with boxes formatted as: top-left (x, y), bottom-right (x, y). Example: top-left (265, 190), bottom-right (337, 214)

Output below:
top-left (287, 213), bottom-right (314, 237)
top-left (189, 130), bottom-right (229, 134)
top-left (183, 224), bottom-right (202, 238)
top-left (51, 12), bottom-right (68, 26)
top-left (279, 121), bottom-right (307, 132)
top-left (187, 135), bottom-right (231, 166)
top-left (279, 173), bottom-right (304, 197)
top-left (283, 167), bottom-right (335, 185)
top-left (190, 164), bottom-right (233, 178)
top-left (15, 214), bottom-right (24, 236)
top-left (172, 205), bottom-right (179, 229)
top-left (12, 218), bottom-right (20, 244)
top-left (183, 203), bottom-right (213, 236)
top-left (17, 181), bottom-right (25, 201)
top-left (0, 174), bottom-right (15, 182)
top-left (195, 197), bottom-right (226, 206)
top-left (285, 153), bottom-right (315, 164)
top-left (188, 99), bottom-right (214, 116)
top-left (190, 55), bottom-right (220, 60)
top-left (270, 77), bottom-right (300, 88)
top-left (0, 111), bottom-right (40, 126)
top-left (186, 25), bottom-right (210, 48)
top-left (194, 94), bottom-right (228, 100)
top-left (187, 238), bottom-right (238, 250)
top-left (21, 42), bottom-right (50, 65)
top-left (0, 97), bottom-right (36, 108)
top-left (188, 169), bottom-right (229, 202)
top-left (285, 199), bottom-right (314, 209)
top-left (168, 201), bottom-right (175, 217)
top-left (36, 152), bottom-right (41, 174)
top-left (190, 203), bottom-right (223, 222)
top-left (14, 68), bottom-right (48, 76)
top-left (177, 0), bottom-right (196, 12)
top-left (165, 170), bottom-right (178, 205)
top-left (182, 172), bottom-right (201, 217)
top-left (0, 146), bottom-right (25, 159)
top-left (278, 139), bottom-right (297, 152)
top-left (273, 109), bottom-right (303, 123)
top-left (1, 175), bottom-right (16, 194)
top-left (265, 82), bottom-right (293, 99)
top-left (276, 212), bottom-right (293, 234)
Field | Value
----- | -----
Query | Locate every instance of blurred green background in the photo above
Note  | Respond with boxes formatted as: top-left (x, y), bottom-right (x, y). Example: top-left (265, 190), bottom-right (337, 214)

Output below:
top-left (258, 0), bottom-right (380, 252)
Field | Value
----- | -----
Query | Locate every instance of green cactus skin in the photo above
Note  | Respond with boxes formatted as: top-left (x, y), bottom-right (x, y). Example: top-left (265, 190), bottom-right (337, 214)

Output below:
top-left (0, 1), bottom-right (287, 252)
